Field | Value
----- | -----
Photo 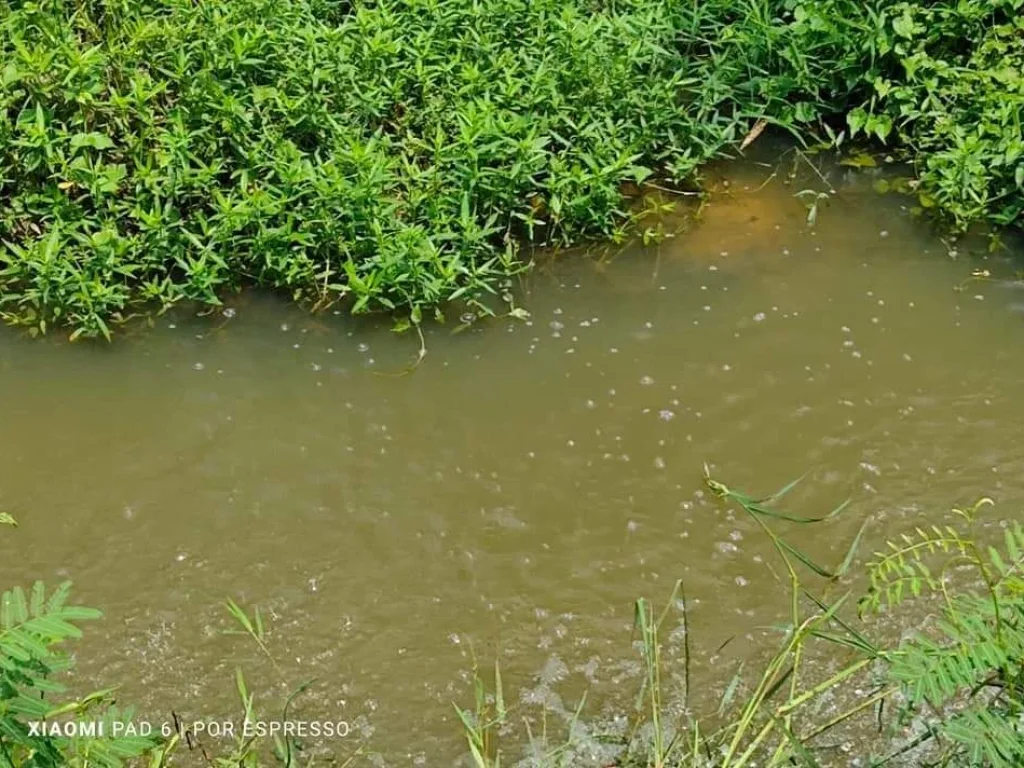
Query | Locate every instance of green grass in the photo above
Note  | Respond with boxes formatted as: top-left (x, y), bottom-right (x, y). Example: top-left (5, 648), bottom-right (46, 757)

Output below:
top-left (1, 0), bottom-right (1022, 338)
top-left (455, 477), bottom-right (1024, 767)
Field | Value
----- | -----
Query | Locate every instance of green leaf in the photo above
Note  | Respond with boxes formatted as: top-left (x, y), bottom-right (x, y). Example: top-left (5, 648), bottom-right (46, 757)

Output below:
top-left (892, 9), bottom-right (915, 39)
top-left (847, 107), bottom-right (868, 137)
top-left (70, 132), bottom-right (116, 151)
top-left (836, 518), bottom-right (870, 578)
top-left (840, 153), bottom-right (877, 168)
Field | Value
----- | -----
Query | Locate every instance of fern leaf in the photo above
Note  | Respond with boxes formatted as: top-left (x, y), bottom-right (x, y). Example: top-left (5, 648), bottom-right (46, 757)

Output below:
top-left (2, 586), bottom-right (28, 628)
top-left (29, 580), bottom-right (45, 617)
top-left (46, 581), bottom-right (73, 613)
top-left (942, 707), bottom-right (1024, 767)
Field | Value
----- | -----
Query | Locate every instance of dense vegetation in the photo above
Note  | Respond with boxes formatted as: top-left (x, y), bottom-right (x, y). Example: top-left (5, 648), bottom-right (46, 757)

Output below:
top-left (0, 0), bottom-right (1021, 338)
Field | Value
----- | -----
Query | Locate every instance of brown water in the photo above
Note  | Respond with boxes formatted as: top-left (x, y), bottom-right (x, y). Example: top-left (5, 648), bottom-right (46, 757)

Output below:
top-left (3, 155), bottom-right (1024, 765)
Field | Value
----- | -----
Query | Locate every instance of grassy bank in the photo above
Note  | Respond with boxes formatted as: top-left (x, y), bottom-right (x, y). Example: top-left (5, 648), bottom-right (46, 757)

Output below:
top-left (1, 0), bottom-right (1022, 338)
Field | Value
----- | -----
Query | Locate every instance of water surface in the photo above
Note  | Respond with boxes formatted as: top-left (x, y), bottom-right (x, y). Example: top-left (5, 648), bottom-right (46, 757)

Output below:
top-left (3, 155), bottom-right (1023, 764)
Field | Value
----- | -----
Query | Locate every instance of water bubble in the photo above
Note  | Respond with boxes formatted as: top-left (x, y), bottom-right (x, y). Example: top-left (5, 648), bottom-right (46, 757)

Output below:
top-left (553, 308), bottom-right (563, 315)
top-left (280, 323), bottom-right (290, 332)
top-left (222, 307), bottom-right (236, 319)
top-left (640, 375), bottom-right (655, 386)
top-left (192, 362), bottom-right (205, 371)
top-left (550, 320), bottom-right (564, 331)
top-left (658, 409), bottom-right (675, 421)
top-left (357, 342), bottom-right (370, 352)
top-left (753, 312), bottom-right (766, 322)
top-left (654, 457), bottom-right (666, 469)
top-left (880, 230), bottom-right (889, 238)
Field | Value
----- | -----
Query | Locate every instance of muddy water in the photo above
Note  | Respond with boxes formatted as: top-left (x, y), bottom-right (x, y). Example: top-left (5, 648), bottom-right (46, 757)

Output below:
top-left (3, 156), bottom-right (1024, 765)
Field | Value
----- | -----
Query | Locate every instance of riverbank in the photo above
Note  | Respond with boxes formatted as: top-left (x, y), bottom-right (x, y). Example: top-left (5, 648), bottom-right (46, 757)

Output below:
top-left (1, 0), bottom-right (1021, 338)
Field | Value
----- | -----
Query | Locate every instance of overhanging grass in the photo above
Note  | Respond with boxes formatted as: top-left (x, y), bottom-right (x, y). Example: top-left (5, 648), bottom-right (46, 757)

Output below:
top-left (1, 0), bottom-right (1021, 338)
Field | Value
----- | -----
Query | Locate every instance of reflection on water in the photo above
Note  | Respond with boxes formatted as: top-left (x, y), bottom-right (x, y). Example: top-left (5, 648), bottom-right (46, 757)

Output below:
top-left (2, 153), bottom-right (1023, 763)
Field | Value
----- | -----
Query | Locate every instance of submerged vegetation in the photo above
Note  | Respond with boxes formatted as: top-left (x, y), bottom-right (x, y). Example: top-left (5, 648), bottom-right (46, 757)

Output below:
top-left (0, 0), bottom-right (1022, 338)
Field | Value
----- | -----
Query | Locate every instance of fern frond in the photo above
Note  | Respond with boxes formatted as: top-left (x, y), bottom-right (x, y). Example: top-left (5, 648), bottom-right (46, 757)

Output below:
top-left (890, 597), bottom-right (1024, 708)
top-left (941, 705), bottom-right (1024, 767)
top-left (0, 582), bottom-right (102, 698)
